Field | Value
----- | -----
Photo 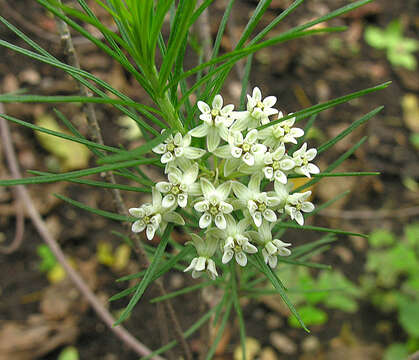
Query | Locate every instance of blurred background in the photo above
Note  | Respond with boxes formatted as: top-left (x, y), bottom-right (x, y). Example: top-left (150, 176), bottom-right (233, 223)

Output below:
top-left (0, 0), bottom-right (418, 359)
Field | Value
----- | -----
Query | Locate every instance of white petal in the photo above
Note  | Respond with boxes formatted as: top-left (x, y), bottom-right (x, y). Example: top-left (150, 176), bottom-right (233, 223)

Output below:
top-left (206, 259), bottom-right (218, 279)
top-left (146, 225), bottom-right (156, 240)
top-left (207, 127), bottom-right (220, 152)
top-left (129, 207), bottom-right (144, 218)
top-left (131, 220), bottom-right (145, 233)
top-left (252, 211), bottom-right (263, 227)
top-left (194, 200), bottom-right (209, 212)
top-left (268, 255), bottom-right (278, 269)
top-left (231, 146), bottom-right (243, 158)
top-left (221, 104), bottom-right (234, 116)
top-left (222, 249), bottom-right (234, 264)
top-left (163, 211), bottom-right (185, 225)
top-left (219, 201), bottom-right (233, 214)
top-left (301, 202), bottom-right (315, 213)
top-left (189, 124), bottom-right (209, 138)
top-left (308, 163), bottom-right (320, 174)
top-left (152, 188), bottom-right (162, 208)
top-left (224, 158), bottom-right (240, 177)
top-left (216, 181), bottom-right (231, 200)
top-left (195, 257), bottom-right (206, 271)
top-left (265, 241), bottom-right (277, 255)
top-left (184, 257), bottom-right (198, 272)
top-left (263, 209), bottom-right (277, 222)
top-left (280, 158), bottom-right (295, 171)
top-left (232, 181), bottom-right (251, 200)
top-left (200, 178), bottom-right (215, 198)
top-left (161, 151), bottom-right (174, 164)
top-left (199, 213), bottom-right (212, 228)
top-left (153, 144), bottom-right (166, 154)
top-left (156, 181), bottom-right (172, 193)
top-left (183, 163), bottom-right (199, 184)
top-left (252, 87), bottom-right (261, 102)
top-left (263, 96), bottom-right (277, 108)
top-left (274, 170), bottom-right (287, 184)
top-left (243, 242), bottom-right (258, 254)
top-left (306, 148), bottom-right (317, 161)
top-left (178, 194), bottom-right (188, 208)
top-left (197, 101), bottom-right (211, 114)
top-left (248, 173), bottom-right (262, 192)
top-left (245, 129), bottom-right (258, 144)
top-left (295, 212), bottom-right (304, 226)
top-left (235, 252), bottom-right (248, 266)
top-left (213, 145), bottom-right (232, 158)
top-left (215, 214), bottom-right (227, 229)
top-left (212, 94), bottom-right (223, 109)
top-left (264, 167), bottom-right (274, 180)
top-left (242, 153), bottom-right (255, 166)
top-left (183, 147), bottom-right (206, 159)
top-left (162, 194), bottom-right (176, 208)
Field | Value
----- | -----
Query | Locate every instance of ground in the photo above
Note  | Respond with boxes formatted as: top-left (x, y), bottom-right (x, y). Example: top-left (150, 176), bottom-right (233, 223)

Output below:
top-left (0, 0), bottom-right (418, 359)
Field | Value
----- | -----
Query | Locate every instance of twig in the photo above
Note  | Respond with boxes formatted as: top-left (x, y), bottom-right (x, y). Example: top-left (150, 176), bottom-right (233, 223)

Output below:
top-left (0, 186), bottom-right (24, 254)
top-left (0, 104), bottom-right (161, 359)
top-left (54, 4), bottom-right (192, 360)
top-left (319, 206), bottom-right (419, 219)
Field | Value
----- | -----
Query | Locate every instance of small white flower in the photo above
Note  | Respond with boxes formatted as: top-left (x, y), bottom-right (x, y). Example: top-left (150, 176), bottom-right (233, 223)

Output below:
top-left (232, 173), bottom-right (280, 227)
top-left (249, 222), bottom-right (291, 269)
top-left (184, 233), bottom-right (218, 279)
top-left (292, 143), bottom-right (320, 178)
top-left (189, 95), bottom-right (235, 152)
top-left (152, 131), bottom-right (206, 171)
top-left (156, 163), bottom-right (200, 208)
top-left (263, 144), bottom-right (295, 184)
top-left (285, 191), bottom-right (315, 226)
top-left (259, 112), bottom-right (304, 148)
top-left (129, 188), bottom-right (185, 240)
top-left (231, 87), bottom-right (278, 130)
top-left (208, 215), bottom-right (257, 267)
top-left (194, 178), bottom-right (233, 229)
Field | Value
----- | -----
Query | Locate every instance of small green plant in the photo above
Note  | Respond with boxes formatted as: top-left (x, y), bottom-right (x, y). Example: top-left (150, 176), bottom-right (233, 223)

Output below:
top-left (364, 20), bottom-right (419, 70)
top-left (280, 264), bottom-right (360, 327)
top-left (0, 0), bottom-right (388, 358)
top-left (360, 224), bottom-right (419, 357)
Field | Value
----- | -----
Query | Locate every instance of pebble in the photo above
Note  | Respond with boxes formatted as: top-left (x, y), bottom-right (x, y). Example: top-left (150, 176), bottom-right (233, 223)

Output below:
top-left (270, 332), bottom-right (297, 355)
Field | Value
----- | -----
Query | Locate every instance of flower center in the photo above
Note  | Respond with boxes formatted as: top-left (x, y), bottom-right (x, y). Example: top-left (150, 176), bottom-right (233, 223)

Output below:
top-left (166, 143), bottom-right (175, 152)
top-left (143, 216), bottom-right (151, 224)
top-left (303, 158), bottom-right (308, 166)
top-left (283, 125), bottom-right (290, 133)
top-left (272, 160), bottom-right (281, 171)
top-left (296, 203), bottom-right (302, 211)
top-left (257, 100), bottom-right (264, 109)
top-left (257, 201), bottom-right (267, 212)
top-left (209, 205), bottom-right (219, 216)
top-left (242, 143), bottom-right (251, 153)
top-left (171, 185), bottom-right (180, 195)
top-left (234, 244), bottom-right (242, 252)
top-left (211, 109), bottom-right (219, 117)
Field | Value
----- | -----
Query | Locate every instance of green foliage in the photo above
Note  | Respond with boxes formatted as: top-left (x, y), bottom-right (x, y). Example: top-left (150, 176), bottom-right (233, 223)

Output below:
top-left (365, 20), bottom-right (419, 70)
top-left (0, 0), bottom-right (389, 357)
top-left (361, 224), bottom-right (419, 352)
top-left (37, 244), bottom-right (58, 272)
top-left (58, 346), bottom-right (80, 360)
top-left (383, 343), bottom-right (409, 360)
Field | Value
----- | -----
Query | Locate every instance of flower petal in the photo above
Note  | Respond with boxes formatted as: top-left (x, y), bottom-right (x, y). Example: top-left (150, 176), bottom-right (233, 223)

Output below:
top-left (199, 213), bottom-right (212, 228)
top-left (263, 209), bottom-right (277, 222)
top-left (131, 220), bottom-right (145, 233)
top-left (183, 147), bottom-right (206, 159)
top-left (213, 145), bottom-right (232, 158)
top-left (235, 252), bottom-right (248, 267)
top-left (163, 211), bottom-right (185, 225)
top-left (215, 214), bottom-right (226, 229)
top-left (222, 249), bottom-right (234, 264)
top-left (207, 127), bottom-right (221, 152)
top-left (189, 124), bottom-right (208, 138)
top-left (212, 94), bottom-right (223, 109)
top-left (162, 194), bottom-right (176, 208)
top-left (146, 224), bottom-right (157, 240)
top-left (200, 178), bottom-right (215, 198)
top-left (197, 101), bottom-right (210, 114)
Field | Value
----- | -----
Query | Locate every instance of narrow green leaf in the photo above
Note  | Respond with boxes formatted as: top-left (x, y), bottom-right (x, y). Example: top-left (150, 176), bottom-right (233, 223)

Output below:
top-left (97, 130), bottom-right (171, 164)
top-left (278, 258), bottom-right (331, 269)
top-left (290, 235), bottom-right (336, 259)
top-left (141, 305), bottom-right (218, 360)
top-left (318, 106), bottom-right (384, 154)
top-left (288, 172), bottom-right (380, 179)
top-left (231, 263), bottom-right (246, 360)
top-left (29, 170), bottom-right (151, 193)
top-left (206, 298), bottom-right (233, 360)
top-left (239, 55), bottom-right (253, 110)
top-left (0, 158), bottom-right (157, 186)
top-left (307, 191), bottom-right (350, 218)
top-left (250, 253), bottom-right (309, 332)
top-left (258, 83), bottom-right (391, 130)
top-left (0, 113), bottom-right (121, 154)
top-left (114, 224), bottom-right (174, 326)
top-left (277, 222), bottom-right (368, 238)
top-left (150, 279), bottom-right (219, 303)
top-left (55, 194), bottom-right (131, 221)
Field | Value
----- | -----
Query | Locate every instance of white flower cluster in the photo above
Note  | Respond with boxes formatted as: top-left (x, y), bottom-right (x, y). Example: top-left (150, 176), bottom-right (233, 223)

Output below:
top-left (129, 87), bottom-right (320, 279)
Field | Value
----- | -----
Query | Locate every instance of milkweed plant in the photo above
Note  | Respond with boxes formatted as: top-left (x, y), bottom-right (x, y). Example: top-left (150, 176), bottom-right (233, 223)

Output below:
top-left (0, 0), bottom-right (389, 358)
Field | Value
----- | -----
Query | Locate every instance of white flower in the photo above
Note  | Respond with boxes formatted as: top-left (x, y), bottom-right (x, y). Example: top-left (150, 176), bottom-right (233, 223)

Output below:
top-left (156, 163), bottom-right (200, 208)
top-left (263, 144), bottom-right (295, 184)
top-left (208, 215), bottom-right (257, 267)
top-left (285, 191), bottom-right (315, 226)
top-left (232, 173), bottom-right (280, 227)
top-left (189, 95), bottom-right (235, 152)
top-left (194, 178), bottom-right (233, 229)
top-left (249, 222), bottom-right (292, 269)
top-left (152, 131), bottom-right (206, 171)
top-left (129, 188), bottom-right (185, 240)
top-left (184, 233), bottom-right (218, 279)
top-left (232, 87), bottom-right (278, 130)
top-left (259, 112), bottom-right (304, 148)
top-left (292, 143), bottom-right (320, 178)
